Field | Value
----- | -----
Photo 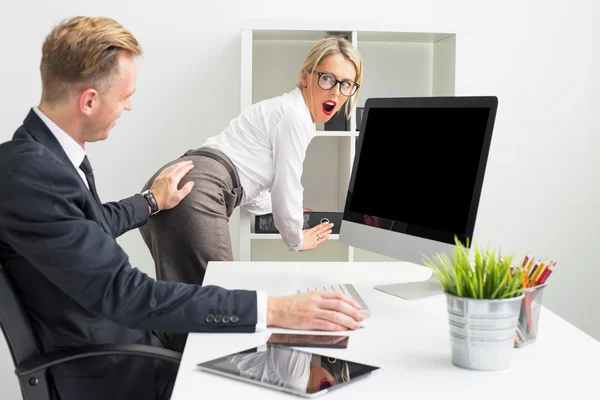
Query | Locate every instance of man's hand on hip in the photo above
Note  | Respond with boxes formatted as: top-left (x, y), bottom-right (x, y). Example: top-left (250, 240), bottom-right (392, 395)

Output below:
top-left (150, 160), bottom-right (195, 211)
top-left (267, 291), bottom-right (365, 331)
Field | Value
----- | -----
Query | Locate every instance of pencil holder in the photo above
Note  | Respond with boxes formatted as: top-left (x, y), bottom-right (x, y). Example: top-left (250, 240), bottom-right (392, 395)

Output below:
top-left (514, 283), bottom-right (547, 348)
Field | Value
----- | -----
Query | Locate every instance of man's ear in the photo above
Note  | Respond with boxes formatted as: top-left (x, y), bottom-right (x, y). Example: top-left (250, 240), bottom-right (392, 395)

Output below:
top-left (78, 88), bottom-right (99, 116)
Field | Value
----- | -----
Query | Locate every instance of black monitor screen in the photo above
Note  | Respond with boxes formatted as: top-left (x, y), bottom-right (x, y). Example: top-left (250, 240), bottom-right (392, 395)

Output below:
top-left (346, 100), bottom-right (495, 244)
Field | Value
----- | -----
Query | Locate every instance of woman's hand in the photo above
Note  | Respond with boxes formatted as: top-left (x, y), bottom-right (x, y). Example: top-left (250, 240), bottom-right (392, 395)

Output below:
top-left (301, 222), bottom-right (334, 251)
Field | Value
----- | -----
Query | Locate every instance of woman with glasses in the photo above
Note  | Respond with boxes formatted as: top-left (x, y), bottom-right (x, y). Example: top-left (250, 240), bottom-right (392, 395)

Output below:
top-left (140, 36), bottom-right (363, 286)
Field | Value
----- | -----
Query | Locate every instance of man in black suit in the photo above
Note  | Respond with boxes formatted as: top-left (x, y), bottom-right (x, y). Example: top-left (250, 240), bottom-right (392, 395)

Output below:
top-left (0, 16), bottom-right (365, 400)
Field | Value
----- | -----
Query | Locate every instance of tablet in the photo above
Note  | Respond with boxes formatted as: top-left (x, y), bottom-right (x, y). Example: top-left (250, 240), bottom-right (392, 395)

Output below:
top-left (197, 343), bottom-right (380, 398)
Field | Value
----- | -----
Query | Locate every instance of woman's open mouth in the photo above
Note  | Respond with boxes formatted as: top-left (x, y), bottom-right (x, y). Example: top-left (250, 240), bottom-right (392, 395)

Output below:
top-left (322, 100), bottom-right (336, 116)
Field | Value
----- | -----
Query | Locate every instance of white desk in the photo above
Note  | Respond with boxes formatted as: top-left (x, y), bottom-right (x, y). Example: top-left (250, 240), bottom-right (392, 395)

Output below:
top-left (172, 262), bottom-right (600, 399)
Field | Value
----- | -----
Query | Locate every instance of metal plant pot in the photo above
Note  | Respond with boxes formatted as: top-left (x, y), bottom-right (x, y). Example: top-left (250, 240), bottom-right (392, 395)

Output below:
top-left (446, 292), bottom-right (524, 371)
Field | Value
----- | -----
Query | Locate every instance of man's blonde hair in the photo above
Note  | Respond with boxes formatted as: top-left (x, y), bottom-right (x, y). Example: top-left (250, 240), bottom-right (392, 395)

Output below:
top-left (40, 16), bottom-right (142, 105)
top-left (297, 36), bottom-right (363, 119)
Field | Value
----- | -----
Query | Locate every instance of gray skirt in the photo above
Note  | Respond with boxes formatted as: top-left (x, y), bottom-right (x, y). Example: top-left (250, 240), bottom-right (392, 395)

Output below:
top-left (139, 148), bottom-right (243, 285)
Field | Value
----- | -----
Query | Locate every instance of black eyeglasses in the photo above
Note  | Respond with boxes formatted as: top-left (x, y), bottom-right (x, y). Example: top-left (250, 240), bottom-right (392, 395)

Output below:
top-left (313, 71), bottom-right (360, 97)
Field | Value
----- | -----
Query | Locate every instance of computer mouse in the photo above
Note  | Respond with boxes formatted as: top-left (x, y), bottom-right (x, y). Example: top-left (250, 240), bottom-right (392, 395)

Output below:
top-left (358, 319), bottom-right (369, 329)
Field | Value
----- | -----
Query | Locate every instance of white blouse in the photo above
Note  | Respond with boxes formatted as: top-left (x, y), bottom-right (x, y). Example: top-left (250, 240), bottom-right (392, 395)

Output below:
top-left (202, 88), bottom-right (316, 251)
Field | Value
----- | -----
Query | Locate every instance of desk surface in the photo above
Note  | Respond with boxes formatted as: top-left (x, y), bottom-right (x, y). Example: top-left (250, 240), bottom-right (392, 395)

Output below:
top-left (172, 261), bottom-right (600, 399)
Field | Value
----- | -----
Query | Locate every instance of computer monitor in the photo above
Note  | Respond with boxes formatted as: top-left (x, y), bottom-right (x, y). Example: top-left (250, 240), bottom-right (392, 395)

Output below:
top-left (339, 96), bottom-right (498, 300)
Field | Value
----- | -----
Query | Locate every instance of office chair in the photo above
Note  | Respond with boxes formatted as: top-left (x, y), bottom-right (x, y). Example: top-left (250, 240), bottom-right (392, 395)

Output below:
top-left (0, 262), bottom-right (182, 400)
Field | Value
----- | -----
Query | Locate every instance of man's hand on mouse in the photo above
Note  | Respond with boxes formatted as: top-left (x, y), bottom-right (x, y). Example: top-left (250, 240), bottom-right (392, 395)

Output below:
top-left (267, 291), bottom-right (365, 331)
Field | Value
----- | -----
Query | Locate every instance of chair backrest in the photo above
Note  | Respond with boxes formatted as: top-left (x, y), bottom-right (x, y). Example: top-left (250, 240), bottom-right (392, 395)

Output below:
top-left (0, 262), bottom-right (43, 367)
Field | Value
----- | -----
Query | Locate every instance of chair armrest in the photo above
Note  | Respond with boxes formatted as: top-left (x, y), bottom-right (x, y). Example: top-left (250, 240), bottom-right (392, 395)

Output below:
top-left (15, 344), bottom-right (182, 376)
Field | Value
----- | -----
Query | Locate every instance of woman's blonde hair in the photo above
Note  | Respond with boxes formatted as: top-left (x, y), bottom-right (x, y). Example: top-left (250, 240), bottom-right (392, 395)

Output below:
top-left (297, 36), bottom-right (363, 119)
top-left (40, 16), bottom-right (142, 106)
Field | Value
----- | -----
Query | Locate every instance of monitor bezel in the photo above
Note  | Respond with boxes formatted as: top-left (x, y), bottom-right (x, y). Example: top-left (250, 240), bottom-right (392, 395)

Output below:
top-left (343, 96), bottom-right (498, 246)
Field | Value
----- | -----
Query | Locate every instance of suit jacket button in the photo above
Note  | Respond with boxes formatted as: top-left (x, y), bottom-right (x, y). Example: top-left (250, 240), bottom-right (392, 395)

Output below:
top-left (205, 314), bottom-right (214, 323)
top-left (222, 316), bottom-right (230, 324)
top-left (214, 314), bottom-right (222, 323)
top-left (230, 316), bottom-right (240, 324)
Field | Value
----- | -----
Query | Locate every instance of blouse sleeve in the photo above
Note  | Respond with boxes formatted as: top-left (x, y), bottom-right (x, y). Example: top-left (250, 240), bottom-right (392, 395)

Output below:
top-left (270, 113), bottom-right (313, 251)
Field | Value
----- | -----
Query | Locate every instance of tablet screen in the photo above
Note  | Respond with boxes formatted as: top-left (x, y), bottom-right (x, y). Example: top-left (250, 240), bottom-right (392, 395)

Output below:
top-left (197, 343), bottom-right (379, 397)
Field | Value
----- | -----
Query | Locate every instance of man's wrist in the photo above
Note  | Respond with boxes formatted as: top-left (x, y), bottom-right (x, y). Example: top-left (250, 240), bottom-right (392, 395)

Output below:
top-left (139, 189), bottom-right (159, 216)
top-left (266, 297), bottom-right (279, 327)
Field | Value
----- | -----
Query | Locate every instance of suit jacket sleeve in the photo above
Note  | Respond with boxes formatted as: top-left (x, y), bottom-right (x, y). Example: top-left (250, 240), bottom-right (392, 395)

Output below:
top-left (101, 196), bottom-right (149, 238)
top-left (0, 155), bottom-right (257, 333)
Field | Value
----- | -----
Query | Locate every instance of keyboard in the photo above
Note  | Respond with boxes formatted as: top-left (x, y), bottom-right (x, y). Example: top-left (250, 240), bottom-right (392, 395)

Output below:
top-left (296, 283), bottom-right (371, 318)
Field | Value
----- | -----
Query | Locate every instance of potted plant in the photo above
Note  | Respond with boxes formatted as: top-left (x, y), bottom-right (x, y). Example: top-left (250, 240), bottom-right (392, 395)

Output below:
top-left (422, 237), bottom-right (525, 371)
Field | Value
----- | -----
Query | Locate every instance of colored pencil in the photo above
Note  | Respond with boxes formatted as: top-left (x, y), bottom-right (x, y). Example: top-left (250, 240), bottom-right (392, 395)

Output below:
top-left (530, 260), bottom-right (548, 286)
top-left (538, 261), bottom-right (556, 285)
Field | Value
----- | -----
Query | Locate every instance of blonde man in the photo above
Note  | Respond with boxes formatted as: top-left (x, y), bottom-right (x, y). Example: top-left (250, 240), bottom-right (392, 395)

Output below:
top-left (0, 17), bottom-right (364, 400)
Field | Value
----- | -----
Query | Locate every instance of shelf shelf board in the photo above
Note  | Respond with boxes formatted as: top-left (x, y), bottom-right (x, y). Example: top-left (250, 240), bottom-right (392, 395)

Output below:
top-left (250, 234), bottom-right (340, 240)
top-left (251, 30), bottom-right (454, 44)
top-left (315, 130), bottom-right (359, 137)
top-left (358, 31), bottom-right (454, 44)
top-left (253, 30), bottom-right (351, 42)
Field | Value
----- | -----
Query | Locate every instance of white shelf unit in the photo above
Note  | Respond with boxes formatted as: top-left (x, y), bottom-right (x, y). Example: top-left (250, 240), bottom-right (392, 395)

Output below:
top-left (237, 27), bottom-right (458, 262)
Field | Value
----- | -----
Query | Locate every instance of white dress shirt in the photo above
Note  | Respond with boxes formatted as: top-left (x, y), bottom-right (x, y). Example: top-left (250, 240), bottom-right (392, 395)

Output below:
top-left (202, 88), bottom-right (316, 251)
top-left (32, 106), bottom-right (268, 331)
top-left (33, 106), bottom-right (88, 188)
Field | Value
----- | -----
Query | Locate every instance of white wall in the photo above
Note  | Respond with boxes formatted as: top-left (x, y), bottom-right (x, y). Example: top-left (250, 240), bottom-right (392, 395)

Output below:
top-left (1, 1), bottom-right (598, 398)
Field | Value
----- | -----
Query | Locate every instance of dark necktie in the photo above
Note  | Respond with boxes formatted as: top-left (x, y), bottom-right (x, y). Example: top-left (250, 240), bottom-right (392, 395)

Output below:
top-left (80, 155), bottom-right (102, 205)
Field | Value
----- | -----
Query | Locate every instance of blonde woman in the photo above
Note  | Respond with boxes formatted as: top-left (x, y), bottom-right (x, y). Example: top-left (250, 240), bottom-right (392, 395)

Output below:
top-left (140, 36), bottom-right (363, 286)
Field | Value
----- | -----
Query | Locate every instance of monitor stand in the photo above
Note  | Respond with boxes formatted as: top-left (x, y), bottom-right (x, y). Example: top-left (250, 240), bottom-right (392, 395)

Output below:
top-left (374, 274), bottom-right (444, 300)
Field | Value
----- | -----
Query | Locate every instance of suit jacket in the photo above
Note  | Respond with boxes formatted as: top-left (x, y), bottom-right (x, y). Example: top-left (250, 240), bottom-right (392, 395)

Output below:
top-left (0, 109), bottom-right (258, 400)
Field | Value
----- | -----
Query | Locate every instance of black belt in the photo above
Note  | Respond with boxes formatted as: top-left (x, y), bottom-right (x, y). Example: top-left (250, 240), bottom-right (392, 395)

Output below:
top-left (183, 149), bottom-right (240, 188)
